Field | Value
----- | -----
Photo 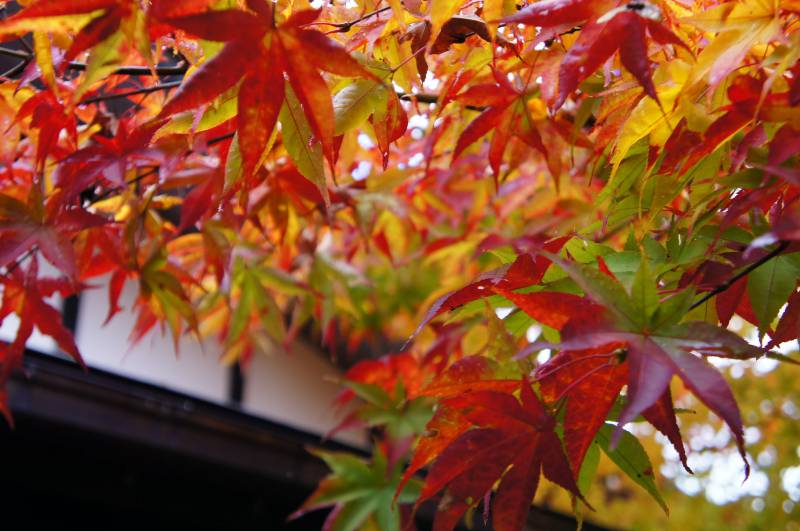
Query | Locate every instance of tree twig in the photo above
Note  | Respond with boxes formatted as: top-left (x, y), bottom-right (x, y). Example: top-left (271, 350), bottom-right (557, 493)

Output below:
top-left (398, 92), bottom-right (438, 104)
top-left (80, 81), bottom-right (182, 105)
top-left (0, 56), bottom-right (28, 78)
top-left (0, 46), bottom-right (187, 76)
top-left (208, 132), bottom-right (236, 146)
top-left (398, 91), bottom-right (486, 111)
top-left (689, 240), bottom-right (791, 310)
top-left (316, 6), bottom-right (391, 33)
top-left (86, 132), bottom-right (235, 204)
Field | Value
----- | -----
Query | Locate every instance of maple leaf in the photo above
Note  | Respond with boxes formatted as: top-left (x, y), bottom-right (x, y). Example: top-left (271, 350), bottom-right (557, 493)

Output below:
top-left (405, 378), bottom-right (587, 531)
top-left (1, 0), bottom-right (151, 100)
top-left (451, 79), bottom-right (546, 179)
top-left (335, 352), bottom-right (427, 408)
top-left (0, 257), bottom-right (85, 424)
top-left (0, 188), bottom-right (108, 280)
top-left (178, 171), bottom-right (223, 233)
top-left (491, 277), bottom-right (692, 482)
top-left (370, 91), bottom-right (409, 170)
top-left (403, 14), bottom-right (497, 79)
top-left (769, 289), bottom-right (800, 348)
top-left (518, 255), bottom-right (762, 476)
top-left (534, 330), bottom-right (690, 481)
top-left (15, 88), bottom-right (77, 170)
top-left (407, 237), bottom-right (568, 345)
top-left (450, 71), bottom-right (596, 184)
top-left (292, 445), bottom-right (421, 531)
top-left (327, 352), bottom-right (434, 440)
top-left (55, 119), bottom-right (165, 199)
top-left (531, 1), bottom-right (689, 110)
top-left (683, 0), bottom-right (783, 91)
top-left (659, 76), bottom-right (789, 175)
top-left (393, 355), bottom-right (521, 498)
top-left (0, 0), bottom-right (122, 37)
top-left (502, 0), bottom-right (616, 28)
top-left (153, 0), bottom-right (377, 179)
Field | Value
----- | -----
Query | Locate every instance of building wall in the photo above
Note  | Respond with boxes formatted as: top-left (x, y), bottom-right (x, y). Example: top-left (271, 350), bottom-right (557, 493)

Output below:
top-left (5, 273), bottom-right (366, 448)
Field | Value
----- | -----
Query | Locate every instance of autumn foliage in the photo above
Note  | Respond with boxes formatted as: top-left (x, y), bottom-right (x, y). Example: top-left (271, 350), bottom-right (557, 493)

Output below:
top-left (0, 0), bottom-right (799, 528)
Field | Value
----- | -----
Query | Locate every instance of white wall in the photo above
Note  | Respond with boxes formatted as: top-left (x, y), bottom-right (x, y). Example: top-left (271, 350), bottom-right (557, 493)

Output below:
top-left (75, 279), bottom-right (229, 403)
top-left (73, 277), bottom-right (366, 447)
top-left (243, 338), bottom-right (366, 447)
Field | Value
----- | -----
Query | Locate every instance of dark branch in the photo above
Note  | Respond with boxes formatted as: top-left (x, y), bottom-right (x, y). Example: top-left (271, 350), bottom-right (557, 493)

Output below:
top-left (0, 46), bottom-right (28, 61)
top-left (0, 46), bottom-right (187, 76)
top-left (398, 92), bottom-right (486, 111)
top-left (1, 56), bottom-right (29, 78)
top-left (80, 81), bottom-right (181, 105)
top-left (689, 240), bottom-right (791, 310)
top-left (208, 132), bottom-right (236, 146)
top-left (399, 92), bottom-right (438, 104)
top-left (86, 132), bottom-right (235, 204)
top-left (71, 61), bottom-right (187, 77)
top-left (323, 6), bottom-right (391, 33)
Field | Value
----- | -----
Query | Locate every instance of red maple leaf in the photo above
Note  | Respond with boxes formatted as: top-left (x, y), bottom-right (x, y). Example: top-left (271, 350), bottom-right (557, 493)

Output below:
top-left (770, 289), bottom-right (800, 348)
top-left (0, 188), bottom-right (108, 280)
top-left (535, 323), bottom-right (690, 474)
top-left (407, 236), bottom-right (568, 344)
top-left (528, 2), bottom-right (688, 111)
top-left (15, 89), bottom-right (78, 170)
top-left (502, 0), bottom-right (615, 28)
top-left (55, 119), bottom-right (166, 199)
top-left (450, 75), bottom-right (549, 182)
top-left (403, 378), bottom-right (587, 531)
top-left (0, 257), bottom-right (85, 425)
top-left (152, 0), bottom-right (377, 176)
top-left (3, 0), bottom-right (137, 64)
top-left (370, 91), bottom-right (408, 170)
top-left (517, 256), bottom-right (763, 476)
top-left (488, 279), bottom-right (691, 474)
top-left (335, 352), bottom-right (427, 409)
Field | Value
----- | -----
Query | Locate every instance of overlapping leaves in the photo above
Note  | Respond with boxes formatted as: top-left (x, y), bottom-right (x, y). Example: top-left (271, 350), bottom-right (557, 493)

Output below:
top-left (404, 378), bottom-right (585, 531)
top-left (153, 0), bottom-right (376, 183)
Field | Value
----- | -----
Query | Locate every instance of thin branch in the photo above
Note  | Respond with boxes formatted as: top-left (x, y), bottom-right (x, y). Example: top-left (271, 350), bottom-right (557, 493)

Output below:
top-left (0, 46), bottom-right (27, 61)
top-left (0, 44), bottom-right (484, 111)
top-left (1, 57), bottom-right (29, 78)
top-left (79, 80), bottom-right (181, 105)
top-left (317, 6), bottom-right (391, 33)
top-left (398, 91), bottom-right (486, 112)
top-left (18, 37), bottom-right (34, 55)
top-left (2, 247), bottom-right (36, 277)
top-left (72, 60), bottom-right (188, 77)
top-left (208, 132), bottom-right (235, 146)
top-left (89, 167), bottom-right (160, 205)
top-left (86, 132), bottom-right (235, 204)
top-left (689, 240), bottom-right (791, 310)
top-left (0, 46), bottom-right (187, 76)
top-left (398, 92), bottom-right (438, 104)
